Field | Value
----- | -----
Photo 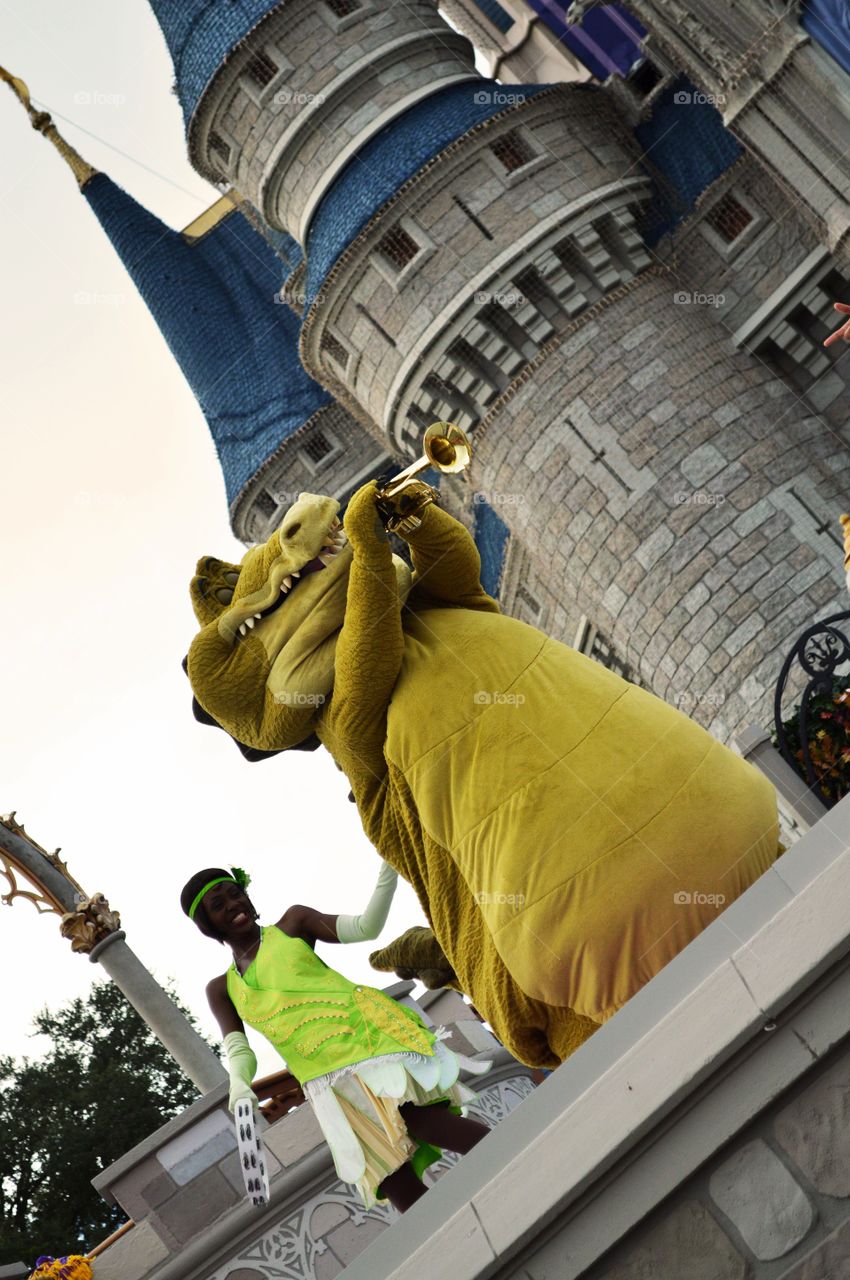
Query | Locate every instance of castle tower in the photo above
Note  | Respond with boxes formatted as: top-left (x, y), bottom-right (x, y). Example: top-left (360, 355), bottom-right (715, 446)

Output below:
top-left (144, 0), bottom-right (850, 741)
top-left (606, 0), bottom-right (850, 268)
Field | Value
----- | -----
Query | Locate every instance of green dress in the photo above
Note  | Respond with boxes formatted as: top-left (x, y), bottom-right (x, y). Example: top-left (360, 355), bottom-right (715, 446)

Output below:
top-left (227, 925), bottom-right (492, 1208)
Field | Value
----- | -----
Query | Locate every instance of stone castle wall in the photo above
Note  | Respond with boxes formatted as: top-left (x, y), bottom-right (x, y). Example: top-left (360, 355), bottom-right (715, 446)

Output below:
top-left (586, 1032), bottom-right (850, 1279)
top-left (471, 266), bottom-right (848, 740)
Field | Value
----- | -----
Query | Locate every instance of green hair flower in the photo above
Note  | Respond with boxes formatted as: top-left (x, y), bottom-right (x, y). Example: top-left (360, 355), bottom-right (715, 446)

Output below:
top-left (231, 866), bottom-right (251, 890)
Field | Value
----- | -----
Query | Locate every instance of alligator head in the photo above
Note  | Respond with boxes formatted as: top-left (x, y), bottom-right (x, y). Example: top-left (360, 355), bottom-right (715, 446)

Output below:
top-left (186, 491), bottom-right (409, 753)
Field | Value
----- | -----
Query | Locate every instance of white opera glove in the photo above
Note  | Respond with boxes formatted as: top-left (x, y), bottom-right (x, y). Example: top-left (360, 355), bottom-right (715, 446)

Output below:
top-left (224, 1030), bottom-right (259, 1114)
top-left (335, 860), bottom-right (399, 943)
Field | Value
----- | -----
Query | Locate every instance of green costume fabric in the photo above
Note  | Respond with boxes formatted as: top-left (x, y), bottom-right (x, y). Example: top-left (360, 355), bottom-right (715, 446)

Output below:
top-left (190, 482), bottom-right (782, 1069)
top-left (226, 925), bottom-right (442, 1085)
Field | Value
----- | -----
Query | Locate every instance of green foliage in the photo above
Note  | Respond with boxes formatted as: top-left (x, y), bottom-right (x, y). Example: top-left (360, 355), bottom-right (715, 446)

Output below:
top-left (773, 676), bottom-right (850, 804)
top-left (0, 978), bottom-right (220, 1268)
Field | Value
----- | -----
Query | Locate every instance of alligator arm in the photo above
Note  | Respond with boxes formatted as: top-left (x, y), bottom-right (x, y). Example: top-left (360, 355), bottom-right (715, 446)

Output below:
top-left (319, 481), bottom-right (405, 837)
top-left (400, 501), bottom-right (500, 614)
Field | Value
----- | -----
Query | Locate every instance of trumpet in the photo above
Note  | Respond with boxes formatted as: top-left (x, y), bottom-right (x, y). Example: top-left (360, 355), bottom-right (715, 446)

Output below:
top-left (375, 422), bottom-right (472, 534)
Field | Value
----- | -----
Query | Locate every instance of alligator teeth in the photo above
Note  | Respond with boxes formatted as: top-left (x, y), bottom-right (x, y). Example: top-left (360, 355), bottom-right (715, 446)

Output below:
top-left (282, 575), bottom-right (292, 590)
top-left (254, 613), bottom-right (262, 620)
top-left (238, 623), bottom-right (247, 637)
top-left (317, 552), bottom-right (334, 566)
top-left (246, 617), bottom-right (255, 629)
top-left (291, 570), bottom-right (300, 578)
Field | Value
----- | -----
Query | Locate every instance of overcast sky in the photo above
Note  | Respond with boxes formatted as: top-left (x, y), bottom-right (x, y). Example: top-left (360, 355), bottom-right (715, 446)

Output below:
top-left (0, 0), bottom-right (435, 1081)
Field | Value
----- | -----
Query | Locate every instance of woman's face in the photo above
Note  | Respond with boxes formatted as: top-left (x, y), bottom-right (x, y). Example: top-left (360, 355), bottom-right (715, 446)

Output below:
top-left (201, 881), bottom-right (257, 943)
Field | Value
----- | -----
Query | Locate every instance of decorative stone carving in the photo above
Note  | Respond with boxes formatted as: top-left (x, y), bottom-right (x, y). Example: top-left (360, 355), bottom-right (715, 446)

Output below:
top-left (59, 893), bottom-right (121, 954)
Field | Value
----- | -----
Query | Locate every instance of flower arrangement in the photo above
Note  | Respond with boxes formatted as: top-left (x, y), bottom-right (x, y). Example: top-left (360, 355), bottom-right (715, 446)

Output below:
top-left (29, 1257), bottom-right (93, 1280)
top-left (773, 676), bottom-right (850, 805)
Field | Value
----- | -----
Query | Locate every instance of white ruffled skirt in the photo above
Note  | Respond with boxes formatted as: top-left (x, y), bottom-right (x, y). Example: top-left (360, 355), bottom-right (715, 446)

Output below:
top-left (302, 1027), bottom-right (492, 1209)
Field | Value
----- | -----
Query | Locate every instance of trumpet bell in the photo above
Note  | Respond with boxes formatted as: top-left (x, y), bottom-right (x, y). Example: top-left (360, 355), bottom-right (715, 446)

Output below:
top-left (423, 421), bottom-right (471, 474)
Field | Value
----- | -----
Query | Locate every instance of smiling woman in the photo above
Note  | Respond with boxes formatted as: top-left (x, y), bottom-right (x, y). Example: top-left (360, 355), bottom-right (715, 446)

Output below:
top-left (179, 861), bottom-right (493, 1213)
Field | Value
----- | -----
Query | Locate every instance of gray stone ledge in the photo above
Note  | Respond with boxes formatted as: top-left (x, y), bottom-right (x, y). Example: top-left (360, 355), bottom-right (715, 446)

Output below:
top-left (337, 794), bottom-right (850, 1280)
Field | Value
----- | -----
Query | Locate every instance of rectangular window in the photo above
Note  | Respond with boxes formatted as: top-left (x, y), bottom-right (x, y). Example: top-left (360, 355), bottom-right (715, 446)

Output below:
top-left (473, 0), bottom-right (514, 34)
top-left (256, 490), bottom-right (279, 518)
top-left (490, 129), bottom-right (536, 173)
top-left (377, 225), bottom-right (421, 272)
top-left (245, 49), bottom-right (279, 88)
top-left (515, 585), bottom-right (541, 617)
top-left (705, 192), bottom-right (754, 244)
top-left (208, 132), bottom-right (232, 164)
top-left (321, 330), bottom-right (349, 370)
top-left (303, 432), bottom-right (333, 464)
top-left (325, 0), bottom-right (362, 15)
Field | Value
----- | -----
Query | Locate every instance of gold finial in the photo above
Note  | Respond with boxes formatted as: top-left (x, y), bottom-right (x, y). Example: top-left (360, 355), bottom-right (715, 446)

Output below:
top-left (1, 65), bottom-right (98, 189)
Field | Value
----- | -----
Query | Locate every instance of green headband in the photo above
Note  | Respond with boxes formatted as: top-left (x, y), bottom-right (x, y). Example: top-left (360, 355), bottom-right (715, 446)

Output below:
top-left (188, 867), bottom-right (251, 921)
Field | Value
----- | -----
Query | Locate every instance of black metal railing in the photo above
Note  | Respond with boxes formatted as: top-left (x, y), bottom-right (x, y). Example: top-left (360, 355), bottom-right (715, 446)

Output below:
top-left (774, 609), bottom-right (850, 807)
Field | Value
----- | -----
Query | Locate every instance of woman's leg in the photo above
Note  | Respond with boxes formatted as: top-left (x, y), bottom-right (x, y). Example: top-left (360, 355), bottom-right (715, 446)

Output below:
top-left (399, 1099), bottom-right (491, 1154)
top-left (377, 1160), bottom-right (430, 1213)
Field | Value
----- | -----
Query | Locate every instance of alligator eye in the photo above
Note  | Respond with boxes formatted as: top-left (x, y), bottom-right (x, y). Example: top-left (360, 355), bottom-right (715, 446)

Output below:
top-left (284, 522), bottom-right (301, 539)
top-left (215, 588), bottom-right (234, 604)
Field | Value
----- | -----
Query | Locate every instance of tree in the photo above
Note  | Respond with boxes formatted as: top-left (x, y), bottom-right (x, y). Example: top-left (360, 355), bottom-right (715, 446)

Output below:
top-left (0, 978), bottom-right (219, 1267)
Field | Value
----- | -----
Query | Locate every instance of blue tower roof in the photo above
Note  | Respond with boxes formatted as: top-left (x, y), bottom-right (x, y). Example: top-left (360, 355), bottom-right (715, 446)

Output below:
top-left (147, 0), bottom-right (282, 129)
top-left (634, 76), bottom-right (743, 245)
top-left (82, 173), bottom-right (331, 510)
top-left (304, 79), bottom-right (554, 306)
top-left (473, 499), bottom-right (511, 599)
top-left (801, 0), bottom-right (850, 74)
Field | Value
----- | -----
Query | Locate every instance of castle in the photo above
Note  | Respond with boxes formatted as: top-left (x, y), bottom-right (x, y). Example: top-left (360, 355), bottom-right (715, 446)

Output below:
top-left (9, 0), bottom-right (850, 750)
top-left (7, 6), bottom-right (850, 1278)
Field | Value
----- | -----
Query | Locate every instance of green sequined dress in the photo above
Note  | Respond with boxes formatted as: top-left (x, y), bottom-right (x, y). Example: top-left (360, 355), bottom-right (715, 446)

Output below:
top-left (227, 925), bottom-right (492, 1208)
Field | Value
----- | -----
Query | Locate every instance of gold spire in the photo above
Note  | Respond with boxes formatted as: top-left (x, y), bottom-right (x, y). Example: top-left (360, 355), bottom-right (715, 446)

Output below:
top-left (1, 65), bottom-right (98, 189)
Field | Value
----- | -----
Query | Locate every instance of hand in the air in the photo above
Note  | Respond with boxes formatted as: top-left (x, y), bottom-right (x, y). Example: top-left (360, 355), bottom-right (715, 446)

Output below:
top-left (824, 302), bottom-right (850, 348)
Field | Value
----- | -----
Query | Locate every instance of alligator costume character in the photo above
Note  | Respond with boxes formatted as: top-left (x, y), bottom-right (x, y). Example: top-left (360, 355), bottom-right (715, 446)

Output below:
top-left (186, 480), bottom-right (781, 1068)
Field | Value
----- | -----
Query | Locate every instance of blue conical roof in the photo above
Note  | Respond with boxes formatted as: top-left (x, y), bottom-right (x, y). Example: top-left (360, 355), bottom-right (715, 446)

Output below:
top-left (82, 173), bottom-right (331, 508)
top-left (147, 0), bottom-right (283, 129)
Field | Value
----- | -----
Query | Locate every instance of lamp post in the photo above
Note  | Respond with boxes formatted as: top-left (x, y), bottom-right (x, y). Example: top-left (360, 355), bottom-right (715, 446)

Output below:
top-left (0, 812), bottom-right (226, 1094)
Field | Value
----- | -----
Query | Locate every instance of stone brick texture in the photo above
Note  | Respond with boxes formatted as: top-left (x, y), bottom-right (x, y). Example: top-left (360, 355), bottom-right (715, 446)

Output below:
top-left (472, 267), bottom-right (849, 741)
top-left (579, 1033), bottom-right (850, 1280)
top-left (302, 85), bottom-right (651, 438)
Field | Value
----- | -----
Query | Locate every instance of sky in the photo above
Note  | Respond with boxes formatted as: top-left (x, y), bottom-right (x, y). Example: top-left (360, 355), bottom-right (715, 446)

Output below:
top-left (0, 0), bottom-right (437, 1081)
